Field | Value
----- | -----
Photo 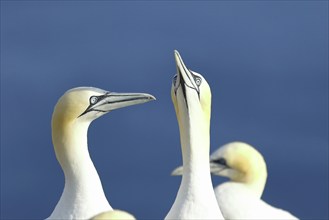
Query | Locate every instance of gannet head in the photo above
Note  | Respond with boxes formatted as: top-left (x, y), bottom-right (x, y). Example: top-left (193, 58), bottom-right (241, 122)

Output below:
top-left (171, 50), bottom-right (211, 131)
top-left (52, 87), bottom-right (155, 125)
top-left (210, 142), bottom-right (267, 196)
top-left (51, 87), bottom-right (155, 166)
top-left (171, 141), bottom-right (267, 196)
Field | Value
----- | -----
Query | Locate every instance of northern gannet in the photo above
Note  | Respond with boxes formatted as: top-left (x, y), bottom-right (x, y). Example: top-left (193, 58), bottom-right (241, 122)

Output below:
top-left (48, 87), bottom-right (155, 219)
top-left (172, 141), bottom-right (299, 219)
top-left (90, 210), bottom-right (136, 220)
top-left (165, 51), bottom-right (224, 219)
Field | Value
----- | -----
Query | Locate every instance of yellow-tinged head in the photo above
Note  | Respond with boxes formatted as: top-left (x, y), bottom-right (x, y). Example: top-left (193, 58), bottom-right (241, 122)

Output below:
top-left (52, 87), bottom-right (155, 127)
top-left (210, 142), bottom-right (267, 196)
top-left (51, 87), bottom-right (155, 166)
top-left (171, 50), bottom-right (212, 133)
top-left (172, 141), bottom-right (267, 196)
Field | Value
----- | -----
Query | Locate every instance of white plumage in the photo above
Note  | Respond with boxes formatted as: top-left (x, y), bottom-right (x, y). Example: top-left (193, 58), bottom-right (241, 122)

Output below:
top-left (210, 142), bottom-right (299, 219)
top-left (48, 87), bottom-right (154, 219)
top-left (172, 141), bottom-right (298, 219)
top-left (90, 209), bottom-right (136, 220)
top-left (214, 182), bottom-right (298, 219)
top-left (166, 51), bottom-right (224, 219)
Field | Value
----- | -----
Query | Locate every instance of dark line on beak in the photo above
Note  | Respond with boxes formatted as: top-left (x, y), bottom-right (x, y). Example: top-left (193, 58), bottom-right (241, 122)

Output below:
top-left (178, 69), bottom-right (189, 108)
top-left (78, 96), bottom-right (150, 118)
top-left (103, 96), bottom-right (150, 105)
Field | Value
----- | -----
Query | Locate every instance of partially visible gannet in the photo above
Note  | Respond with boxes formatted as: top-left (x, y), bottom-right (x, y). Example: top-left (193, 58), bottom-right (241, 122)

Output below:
top-left (172, 141), bottom-right (298, 219)
top-left (48, 87), bottom-right (155, 219)
top-left (90, 210), bottom-right (136, 220)
top-left (165, 51), bottom-right (224, 219)
top-left (210, 142), bottom-right (299, 219)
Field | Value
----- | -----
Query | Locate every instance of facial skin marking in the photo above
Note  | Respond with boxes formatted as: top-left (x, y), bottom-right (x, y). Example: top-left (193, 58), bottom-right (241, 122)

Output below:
top-left (79, 94), bottom-right (110, 118)
top-left (212, 158), bottom-right (228, 167)
top-left (173, 72), bottom-right (202, 96)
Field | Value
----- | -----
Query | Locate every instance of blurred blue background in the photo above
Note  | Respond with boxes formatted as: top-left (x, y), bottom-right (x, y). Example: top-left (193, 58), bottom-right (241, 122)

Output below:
top-left (1, 1), bottom-right (328, 219)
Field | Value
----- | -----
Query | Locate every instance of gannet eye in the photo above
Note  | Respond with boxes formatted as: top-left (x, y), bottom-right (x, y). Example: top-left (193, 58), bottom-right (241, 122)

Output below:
top-left (194, 76), bottom-right (202, 86)
top-left (173, 75), bottom-right (178, 85)
top-left (90, 96), bottom-right (98, 104)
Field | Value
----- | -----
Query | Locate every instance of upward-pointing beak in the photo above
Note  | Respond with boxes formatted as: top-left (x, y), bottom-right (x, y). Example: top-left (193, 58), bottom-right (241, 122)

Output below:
top-left (174, 50), bottom-right (199, 92)
top-left (80, 92), bottom-right (156, 117)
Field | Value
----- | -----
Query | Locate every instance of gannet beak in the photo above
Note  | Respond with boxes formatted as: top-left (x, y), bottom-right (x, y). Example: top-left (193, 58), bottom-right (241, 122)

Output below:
top-left (79, 92), bottom-right (156, 117)
top-left (174, 50), bottom-right (199, 94)
top-left (172, 163), bottom-right (228, 176)
top-left (210, 161), bottom-right (228, 174)
top-left (171, 166), bottom-right (183, 176)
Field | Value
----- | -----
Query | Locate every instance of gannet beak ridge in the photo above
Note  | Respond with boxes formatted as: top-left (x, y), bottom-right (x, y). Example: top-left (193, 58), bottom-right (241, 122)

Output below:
top-left (174, 50), bottom-right (199, 93)
top-left (79, 92), bottom-right (155, 117)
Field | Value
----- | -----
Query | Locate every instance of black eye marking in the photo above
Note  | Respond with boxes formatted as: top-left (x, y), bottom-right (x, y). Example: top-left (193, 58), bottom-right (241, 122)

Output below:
top-left (89, 93), bottom-right (111, 105)
top-left (188, 70), bottom-right (201, 99)
top-left (173, 69), bottom-right (202, 101)
top-left (173, 75), bottom-right (178, 86)
top-left (78, 94), bottom-right (110, 118)
top-left (189, 70), bottom-right (202, 87)
top-left (212, 158), bottom-right (228, 166)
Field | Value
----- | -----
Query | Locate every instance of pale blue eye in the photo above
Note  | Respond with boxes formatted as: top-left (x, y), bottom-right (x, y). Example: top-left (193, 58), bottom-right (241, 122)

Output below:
top-left (90, 96), bottom-right (98, 104)
top-left (194, 76), bottom-right (202, 86)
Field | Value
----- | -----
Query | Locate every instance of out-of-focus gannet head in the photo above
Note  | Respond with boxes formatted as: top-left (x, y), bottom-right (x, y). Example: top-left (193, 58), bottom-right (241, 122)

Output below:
top-left (210, 142), bottom-right (267, 196)
top-left (171, 50), bottom-right (211, 137)
top-left (172, 141), bottom-right (267, 197)
top-left (90, 210), bottom-right (136, 220)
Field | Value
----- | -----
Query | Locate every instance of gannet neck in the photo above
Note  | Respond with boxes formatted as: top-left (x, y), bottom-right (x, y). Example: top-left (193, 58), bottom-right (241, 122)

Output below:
top-left (180, 102), bottom-right (211, 180)
top-left (167, 102), bottom-right (222, 219)
top-left (214, 182), bottom-right (299, 219)
top-left (49, 116), bottom-right (111, 219)
top-left (233, 143), bottom-right (267, 197)
top-left (228, 149), bottom-right (267, 198)
top-left (243, 159), bottom-right (267, 198)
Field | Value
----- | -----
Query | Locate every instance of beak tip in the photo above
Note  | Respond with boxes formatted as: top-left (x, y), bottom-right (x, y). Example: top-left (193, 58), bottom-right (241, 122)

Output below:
top-left (174, 50), bottom-right (181, 61)
top-left (149, 95), bottom-right (156, 101)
